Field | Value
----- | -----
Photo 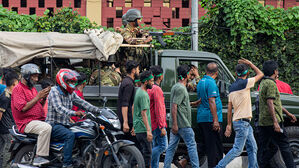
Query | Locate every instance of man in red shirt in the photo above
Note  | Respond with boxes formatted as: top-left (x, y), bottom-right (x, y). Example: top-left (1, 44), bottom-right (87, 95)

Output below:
top-left (11, 64), bottom-right (52, 166)
top-left (71, 72), bottom-right (87, 122)
top-left (147, 65), bottom-right (167, 168)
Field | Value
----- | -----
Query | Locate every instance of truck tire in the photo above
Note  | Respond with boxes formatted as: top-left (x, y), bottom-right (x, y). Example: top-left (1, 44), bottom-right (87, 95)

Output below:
top-left (270, 126), bottom-right (299, 168)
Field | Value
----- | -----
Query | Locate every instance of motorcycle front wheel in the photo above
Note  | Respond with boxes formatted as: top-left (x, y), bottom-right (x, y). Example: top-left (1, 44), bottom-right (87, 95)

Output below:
top-left (101, 146), bottom-right (145, 168)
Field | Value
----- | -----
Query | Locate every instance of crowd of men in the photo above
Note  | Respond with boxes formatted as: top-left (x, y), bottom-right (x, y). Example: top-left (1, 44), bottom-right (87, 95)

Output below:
top-left (0, 58), bottom-right (296, 168)
top-left (0, 7), bottom-right (297, 168)
top-left (116, 59), bottom-right (296, 168)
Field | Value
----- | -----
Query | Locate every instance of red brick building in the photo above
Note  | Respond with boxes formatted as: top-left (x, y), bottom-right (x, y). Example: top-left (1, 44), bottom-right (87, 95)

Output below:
top-left (1, 0), bottom-right (298, 29)
top-left (0, 0), bottom-right (86, 16)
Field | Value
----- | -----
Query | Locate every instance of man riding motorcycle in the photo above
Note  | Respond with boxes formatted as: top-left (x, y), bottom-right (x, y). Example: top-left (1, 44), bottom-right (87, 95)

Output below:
top-left (46, 69), bottom-right (102, 168)
top-left (11, 64), bottom-right (52, 166)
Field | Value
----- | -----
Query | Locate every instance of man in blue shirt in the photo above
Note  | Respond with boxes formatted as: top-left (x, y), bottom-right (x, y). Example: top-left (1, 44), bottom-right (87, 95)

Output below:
top-left (197, 62), bottom-right (223, 168)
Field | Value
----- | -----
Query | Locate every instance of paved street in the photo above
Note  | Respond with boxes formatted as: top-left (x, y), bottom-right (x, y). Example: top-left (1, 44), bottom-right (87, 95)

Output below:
top-left (159, 156), bottom-right (249, 168)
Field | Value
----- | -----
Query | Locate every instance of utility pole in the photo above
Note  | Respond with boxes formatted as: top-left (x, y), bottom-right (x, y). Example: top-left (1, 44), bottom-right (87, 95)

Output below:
top-left (191, 0), bottom-right (198, 51)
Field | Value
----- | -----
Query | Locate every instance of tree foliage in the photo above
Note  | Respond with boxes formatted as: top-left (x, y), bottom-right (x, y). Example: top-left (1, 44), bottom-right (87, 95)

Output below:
top-left (0, 2), bottom-right (298, 94)
top-left (150, 0), bottom-right (298, 94)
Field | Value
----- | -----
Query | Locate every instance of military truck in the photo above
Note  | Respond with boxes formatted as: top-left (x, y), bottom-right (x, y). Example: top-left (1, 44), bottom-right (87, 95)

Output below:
top-left (1, 31), bottom-right (298, 167)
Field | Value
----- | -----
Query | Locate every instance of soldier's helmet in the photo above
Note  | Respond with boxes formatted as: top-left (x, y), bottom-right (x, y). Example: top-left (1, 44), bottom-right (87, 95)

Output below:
top-left (126, 9), bottom-right (142, 22)
top-left (122, 13), bottom-right (128, 26)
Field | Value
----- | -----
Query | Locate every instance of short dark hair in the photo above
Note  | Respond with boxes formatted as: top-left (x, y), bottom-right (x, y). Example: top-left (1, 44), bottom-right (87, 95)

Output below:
top-left (206, 62), bottom-right (218, 74)
top-left (235, 64), bottom-right (249, 77)
top-left (126, 60), bottom-right (139, 74)
top-left (150, 65), bottom-right (163, 81)
top-left (177, 64), bottom-right (190, 80)
top-left (0, 68), bottom-right (14, 78)
top-left (41, 78), bottom-right (54, 89)
top-left (140, 70), bottom-right (152, 83)
top-left (262, 60), bottom-right (278, 77)
top-left (4, 71), bottom-right (19, 87)
top-left (77, 72), bottom-right (87, 85)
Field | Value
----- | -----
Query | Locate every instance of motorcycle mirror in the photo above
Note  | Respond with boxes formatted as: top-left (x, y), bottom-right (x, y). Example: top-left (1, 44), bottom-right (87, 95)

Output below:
top-left (103, 97), bottom-right (107, 103)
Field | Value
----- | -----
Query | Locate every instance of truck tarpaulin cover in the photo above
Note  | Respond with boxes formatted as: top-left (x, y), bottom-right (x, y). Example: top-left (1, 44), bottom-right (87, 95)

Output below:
top-left (0, 29), bottom-right (123, 67)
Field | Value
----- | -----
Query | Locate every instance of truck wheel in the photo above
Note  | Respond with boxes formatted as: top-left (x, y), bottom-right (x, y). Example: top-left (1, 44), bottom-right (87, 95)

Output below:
top-left (270, 126), bottom-right (299, 168)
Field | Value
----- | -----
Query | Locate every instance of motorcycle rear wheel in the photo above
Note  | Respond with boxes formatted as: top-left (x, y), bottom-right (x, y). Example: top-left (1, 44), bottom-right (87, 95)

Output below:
top-left (13, 145), bottom-right (35, 165)
top-left (101, 146), bottom-right (145, 168)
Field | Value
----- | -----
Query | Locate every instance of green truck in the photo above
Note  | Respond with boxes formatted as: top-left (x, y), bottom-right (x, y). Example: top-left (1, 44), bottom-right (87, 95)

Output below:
top-left (82, 49), bottom-right (299, 167)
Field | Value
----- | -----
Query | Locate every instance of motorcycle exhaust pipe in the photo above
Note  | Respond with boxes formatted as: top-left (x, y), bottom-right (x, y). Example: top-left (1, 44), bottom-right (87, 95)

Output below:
top-left (11, 163), bottom-right (38, 168)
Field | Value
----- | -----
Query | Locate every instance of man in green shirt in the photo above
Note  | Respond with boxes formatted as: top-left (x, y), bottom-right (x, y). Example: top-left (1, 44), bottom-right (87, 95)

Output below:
top-left (133, 70), bottom-right (154, 168)
top-left (258, 60), bottom-right (296, 168)
top-left (164, 64), bottom-right (200, 168)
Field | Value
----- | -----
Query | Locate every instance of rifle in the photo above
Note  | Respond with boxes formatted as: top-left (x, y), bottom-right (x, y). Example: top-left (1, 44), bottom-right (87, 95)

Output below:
top-left (149, 31), bottom-right (192, 47)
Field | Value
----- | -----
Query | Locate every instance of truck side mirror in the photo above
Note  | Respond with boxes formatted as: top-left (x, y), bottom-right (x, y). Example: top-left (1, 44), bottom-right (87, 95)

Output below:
top-left (219, 80), bottom-right (227, 98)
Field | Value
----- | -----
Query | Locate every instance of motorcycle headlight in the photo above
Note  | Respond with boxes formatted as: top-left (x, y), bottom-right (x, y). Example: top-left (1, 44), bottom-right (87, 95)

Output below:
top-left (109, 119), bottom-right (121, 130)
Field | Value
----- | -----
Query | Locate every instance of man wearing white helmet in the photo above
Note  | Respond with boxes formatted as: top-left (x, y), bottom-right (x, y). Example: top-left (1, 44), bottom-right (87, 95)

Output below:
top-left (11, 63), bottom-right (52, 166)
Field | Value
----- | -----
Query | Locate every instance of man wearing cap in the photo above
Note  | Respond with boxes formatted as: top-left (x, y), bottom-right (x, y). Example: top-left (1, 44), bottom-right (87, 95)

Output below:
top-left (133, 70), bottom-right (154, 168)
top-left (216, 59), bottom-right (264, 168)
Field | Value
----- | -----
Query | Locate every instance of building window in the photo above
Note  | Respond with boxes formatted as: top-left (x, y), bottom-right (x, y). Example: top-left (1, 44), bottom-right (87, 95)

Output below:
top-left (12, 7), bottom-right (18, 13)
top-left (39, 0), bottom-right (45, 8)
top-left (57, 0), bottom-right (63, 7)
top-left (107, 0), bottom-right (113, 7)
top-left (144, 19), bottom-right (152, 26)
top-left (107, 18), bottom-right (114, 28)
top-left (116, 7), bottom-right (122, 18)
top-left (163, 0), bottom-right (170, 7)
top-left (182, 0), bottom-right (189, 8)
top-left (144, 0), bottom-right (151, 7)
top-left (2, 0), bottom-right (9, 7)
top-left (29, 8), bottom-right (36, 15)
top-left (21, 0), bottom-right (27, 7)
top-left (182, 18), bottom-right (189, 26)
top-left (125, 0), bottom-right (132, 7)
top-left (48, 8), bottom-right (54, 17)
top-left (74, 0), bottom-right (81, 8)
top-left (172, 8), bottom-right (179, 18)
top-left (163, 18), bottom-right (170, 28)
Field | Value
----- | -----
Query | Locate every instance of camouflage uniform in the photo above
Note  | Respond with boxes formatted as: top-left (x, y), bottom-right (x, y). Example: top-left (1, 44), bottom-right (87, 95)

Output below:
top-left (119, 24), bottom-right (150, 72)
top-left (89, 66), bottom-right (121, 86)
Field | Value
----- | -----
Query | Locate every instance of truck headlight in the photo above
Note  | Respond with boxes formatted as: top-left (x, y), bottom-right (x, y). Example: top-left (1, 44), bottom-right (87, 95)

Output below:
top-left (109, 119), bottom-right (121, 130)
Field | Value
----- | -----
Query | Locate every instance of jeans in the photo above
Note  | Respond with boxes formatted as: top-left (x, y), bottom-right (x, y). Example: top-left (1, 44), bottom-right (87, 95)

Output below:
top-left (164, 127), bottom-right (199, 168)
top-left (198, 122), bottom-right (223, 168)
top-left (136, 133), bottom-right (152, 168)
top-left (257, 124), bottom-right (295, 168)
top-left (0, 134), bottom-right (10, 168)
top-left (151, 128), bottom-right (168, 168)
top-left (216, 120), bottom-right (258, 168)
top-left (51, 124), bottom-right (75, 166)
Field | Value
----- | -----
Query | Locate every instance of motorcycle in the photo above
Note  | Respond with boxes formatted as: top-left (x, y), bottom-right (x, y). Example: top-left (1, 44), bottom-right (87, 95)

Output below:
top-left (9, 97), bottom-right (144, 168)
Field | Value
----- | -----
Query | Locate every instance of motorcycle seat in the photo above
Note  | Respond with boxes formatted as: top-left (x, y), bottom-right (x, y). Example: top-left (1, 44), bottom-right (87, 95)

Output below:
top-left (10, 125), bottom-right (38, 139)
